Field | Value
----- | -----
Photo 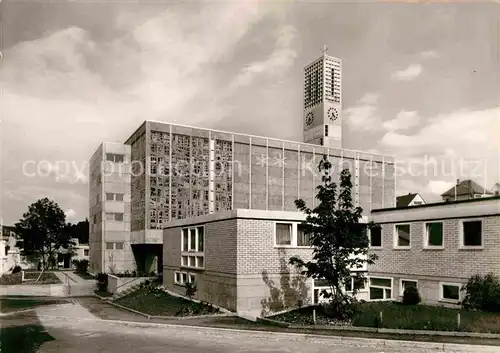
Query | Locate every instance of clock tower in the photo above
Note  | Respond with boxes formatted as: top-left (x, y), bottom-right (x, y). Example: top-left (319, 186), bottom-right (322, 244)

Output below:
top-left (303, 46), bottom-right (342, 149)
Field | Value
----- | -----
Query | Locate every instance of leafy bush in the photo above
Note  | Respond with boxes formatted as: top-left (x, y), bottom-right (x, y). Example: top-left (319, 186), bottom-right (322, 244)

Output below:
top-left (319, 295), bottom-right (358, 321)
top-left (72, 259), bottom-right (89, 274)
top-left (185, 281), bottom-right (197, 300)
top-left (12, 265), bottom-right (22, 274)
top-left (95, 272), bottom-right (108, 292)
top-left (462, 273), bottom-right (500, 312)
top-left (402, 286), bottom-right (421, 306)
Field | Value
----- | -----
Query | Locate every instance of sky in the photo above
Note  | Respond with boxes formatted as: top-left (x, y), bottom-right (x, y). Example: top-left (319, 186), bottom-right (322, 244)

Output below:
top-left (1, 1), bottom-right (499, 225)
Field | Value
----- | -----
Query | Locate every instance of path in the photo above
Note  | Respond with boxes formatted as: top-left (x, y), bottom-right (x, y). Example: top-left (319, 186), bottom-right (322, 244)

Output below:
top-left (52, 272), bottom-right (95, 296)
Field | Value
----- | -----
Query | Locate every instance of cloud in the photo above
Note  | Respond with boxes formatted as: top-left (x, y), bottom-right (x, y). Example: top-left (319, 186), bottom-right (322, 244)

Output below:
top-left (1, 2), bottom-right (288, 224)
top-left (228, 24), bottom-right (297, 90)
top-left (383, 110), bottom-right (421, 131)
top-left (420, 50), bottom-right (439, 59)
top-left (65, 209), bottom-right (77, 220)
top-left (344, 92), bottom-right (383, 131)
top-left (379, 107), bottom-right (500, 193)
top-left (391, 64), bottom-right (423, 81)
top-left (426, 180), bottom-right (454, 195)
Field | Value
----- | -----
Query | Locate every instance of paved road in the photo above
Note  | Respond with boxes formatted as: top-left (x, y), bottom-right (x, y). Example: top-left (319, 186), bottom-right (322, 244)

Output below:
top-left (2, 301), bottom-right (498, 353)
top-left (36, 316), bottom-right (425, 353)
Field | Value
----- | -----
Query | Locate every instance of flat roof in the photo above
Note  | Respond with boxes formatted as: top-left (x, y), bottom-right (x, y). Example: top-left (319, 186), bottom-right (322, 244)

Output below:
top-left (123, 119), bottom-right (394, 160)
top-left (372, 195), bottom-right (500, 213)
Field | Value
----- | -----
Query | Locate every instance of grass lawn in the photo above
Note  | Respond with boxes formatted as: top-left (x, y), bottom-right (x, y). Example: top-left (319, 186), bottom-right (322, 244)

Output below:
top-left (0, 298), bottom-right (68, 313)
top-left (269, 302), bottom-right (500, 334)
top-left (0, 272), bottom-right (62, 285)
top-left (73, 271), bottom-right (94, 280)
top-left (115, 289), bottom-right (221, 317)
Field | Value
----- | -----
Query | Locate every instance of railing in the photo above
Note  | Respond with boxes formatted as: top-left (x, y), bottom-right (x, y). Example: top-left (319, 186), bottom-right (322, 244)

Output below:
top-left (62, 272), bottom-right (76, 295)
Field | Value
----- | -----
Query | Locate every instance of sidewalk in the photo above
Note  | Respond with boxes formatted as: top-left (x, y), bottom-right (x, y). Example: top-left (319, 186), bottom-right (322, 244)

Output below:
top-left (53, 271), bottom-right (77, 285)
top-left (52, 272), bottom-right (95, 296)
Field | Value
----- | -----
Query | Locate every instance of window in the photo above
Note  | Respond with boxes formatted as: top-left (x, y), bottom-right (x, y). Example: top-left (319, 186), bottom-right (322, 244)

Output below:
top-left (105, 192), bottom-right (124, 201)
top-left (461, 220), bottom-right (483, 247)
top-left (297, 224), bottom-right (311, 246)
top-left (369, 226), bottom-right (382, 248)
top-left (188, 274), bottom-right (196, 284)
top-left (424, 222), bottom-right (443, 248)
top-left (175, 271), bottom-right (196, 285)
top-left (105, 213), bottom-right (124, 222)
top-left (345, 276), bottom-right (367, 292)
top-left (394, 224), bottom-right (411, 248)
top-left (413, 201), bottom-right (423, 205)
top-left (274, 222), bottom-right (321, 247)
top-left (115, 242), bottom-right (124, 250)
top-left (189, 229), bottom-right (196, 251)
top-left (440, 283), bottom-right (461, 302)
top-left (84, 249), bottom-right (89, 256)
top-left (325, 125), bottom-right (329, 137)
top-left (369, 277), bottom-right (392, 300)
top-left (106, 153), bottom-right (124, 163)
top-left (180, 226), bottom-right (205, 269)
top-left (106, 242), bottom-right (114, 250)
top-left (275, 223), bottom-right (292, 245)
top-left (400, 279), bottom-right (418, 296)
top-left (197, 227), bottom-right (204, 251)
top-left (182, 229), bottom-right (189, 252)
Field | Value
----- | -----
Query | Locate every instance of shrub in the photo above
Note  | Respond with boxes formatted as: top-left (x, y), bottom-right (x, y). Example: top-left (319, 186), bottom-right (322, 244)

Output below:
top-left (319, 295), bottom-right (358, 321)
top-left (462, 273), bottom-right (500, 312)
top-left (95, 272), bottom-right (108, 292)
top-left (402, 286), bottom-right (421, 306)
top-left (185, 281), bottom-right (197, 300)
top-left (12, 265), bottom-right (22, 274)
top-left (72, 259), bottom-right (89, 274)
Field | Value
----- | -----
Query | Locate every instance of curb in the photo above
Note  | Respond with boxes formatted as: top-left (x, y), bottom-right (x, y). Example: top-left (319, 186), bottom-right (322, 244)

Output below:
top-left (257, 318), bottom-right (500, 340)
top-left (0, 302), bottom-right (72, 317)
top-left (105, 299), bottom-right (236, 321)
top-left (34, 314), bottom-right (500, 352)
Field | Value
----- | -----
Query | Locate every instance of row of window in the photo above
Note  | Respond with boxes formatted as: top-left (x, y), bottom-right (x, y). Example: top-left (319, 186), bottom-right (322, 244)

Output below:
top-left (105, 153), bottom-right (125, 163)
top-left (105, 242), bottom-right (124, 250)
top-left (174, 271), bottom-right (196, 285)
top-left (106, 193), bottom-right (124, 202)
top-left (105, 212), bottom-right (124, 221)
top-left (275, 222), bottom-right (311, 247)
top-left (369, 219), bottom-right (484, 249)
top-left (181, 226), bottom-right (205, 269)
top-left (313, 276), bottom-right (461, 304)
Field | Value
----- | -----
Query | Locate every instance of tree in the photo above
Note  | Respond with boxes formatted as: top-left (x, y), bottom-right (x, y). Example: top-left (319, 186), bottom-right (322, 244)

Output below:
top-left (289, 155), bottom-right (378, 320)
top-left (63, 219), bottom-right (89, 244)
top-left (14, 198), bottom-right (74, 270)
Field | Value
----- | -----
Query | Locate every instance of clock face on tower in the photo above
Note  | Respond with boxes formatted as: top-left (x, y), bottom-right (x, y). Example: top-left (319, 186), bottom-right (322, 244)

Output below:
top-left (327, 107), bottom-right (339, 122)
top-left (305, 112), bottom-right (314, 127)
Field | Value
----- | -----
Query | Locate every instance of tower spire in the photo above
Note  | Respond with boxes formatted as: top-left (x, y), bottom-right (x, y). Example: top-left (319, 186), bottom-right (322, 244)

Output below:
top-left (321, 44), bottom-right (328, 55)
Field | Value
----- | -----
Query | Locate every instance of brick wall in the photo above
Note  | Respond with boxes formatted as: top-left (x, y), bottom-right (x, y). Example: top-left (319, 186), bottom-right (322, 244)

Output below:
top-left (368, 215), bottom-right (500, 280)
top-left (236, 218), bottom-right (314, 316)
top-left (163, 219), bottom-right (238, 310)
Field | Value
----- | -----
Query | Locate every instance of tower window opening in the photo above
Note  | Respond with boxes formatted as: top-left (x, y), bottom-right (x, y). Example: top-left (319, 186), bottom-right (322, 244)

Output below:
top-left (325, 125), bottom-right (329, 137)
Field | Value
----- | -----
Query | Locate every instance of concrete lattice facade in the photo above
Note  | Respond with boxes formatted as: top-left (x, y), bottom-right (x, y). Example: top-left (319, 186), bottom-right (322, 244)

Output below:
top-left (368, 197), bottom-right (500, 305)
top-left (90, 120), bottom-right (396, 274)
